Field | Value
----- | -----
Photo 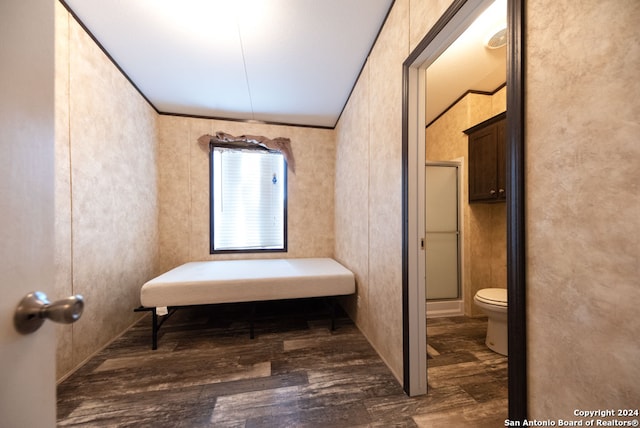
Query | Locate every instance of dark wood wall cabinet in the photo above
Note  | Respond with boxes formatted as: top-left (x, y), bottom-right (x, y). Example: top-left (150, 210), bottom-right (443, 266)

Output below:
top-left (464, 111), bottom-right (506, 203)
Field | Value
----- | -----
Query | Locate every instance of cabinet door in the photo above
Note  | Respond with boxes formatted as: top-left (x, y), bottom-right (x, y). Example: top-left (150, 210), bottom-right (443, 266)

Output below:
top-left (468, 124), bottom-right (498, 201)
top-left (496, 119), bottom-right (506, 200)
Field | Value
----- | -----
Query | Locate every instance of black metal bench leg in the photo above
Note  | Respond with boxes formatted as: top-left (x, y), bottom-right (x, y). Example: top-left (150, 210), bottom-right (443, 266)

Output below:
top-left (249, 302), bottom-right (256, 339)
top-left (330, 298), bottom-right (337, 331)
top-left (151, 308), bottom-right (158, 350)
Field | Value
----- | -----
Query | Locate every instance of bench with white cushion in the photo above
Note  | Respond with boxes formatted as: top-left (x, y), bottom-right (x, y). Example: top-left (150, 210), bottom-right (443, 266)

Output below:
top-left (135, 258), bottom-right (356, 349)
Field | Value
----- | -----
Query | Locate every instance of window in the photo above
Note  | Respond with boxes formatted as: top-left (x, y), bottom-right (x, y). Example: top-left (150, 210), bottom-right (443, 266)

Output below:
top-left (210, 145), bottom-right (287, 253)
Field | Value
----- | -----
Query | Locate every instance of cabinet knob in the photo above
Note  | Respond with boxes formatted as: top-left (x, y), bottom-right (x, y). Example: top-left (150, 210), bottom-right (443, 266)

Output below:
top-left (499, 188), bottom-right (505, 195)
top-left (490, 189), bottom-right (496, 196)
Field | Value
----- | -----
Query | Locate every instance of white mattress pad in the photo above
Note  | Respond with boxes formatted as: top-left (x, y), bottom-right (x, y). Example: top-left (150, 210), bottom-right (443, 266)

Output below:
top-left (140, 258), bottom-right (356, 308)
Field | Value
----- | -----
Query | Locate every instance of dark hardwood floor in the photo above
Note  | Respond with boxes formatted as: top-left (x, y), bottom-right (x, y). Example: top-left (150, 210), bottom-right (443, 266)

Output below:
top-left (57, 301), bottom-right (507, 427)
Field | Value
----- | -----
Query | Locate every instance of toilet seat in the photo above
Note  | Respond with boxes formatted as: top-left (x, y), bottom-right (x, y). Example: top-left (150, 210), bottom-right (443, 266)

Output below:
top-left (475, 288), bottom-right (507, 307)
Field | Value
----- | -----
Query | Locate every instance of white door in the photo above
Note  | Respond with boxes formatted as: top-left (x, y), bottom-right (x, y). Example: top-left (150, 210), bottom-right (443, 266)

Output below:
top-left (0, 0), bottom-right (56, 426)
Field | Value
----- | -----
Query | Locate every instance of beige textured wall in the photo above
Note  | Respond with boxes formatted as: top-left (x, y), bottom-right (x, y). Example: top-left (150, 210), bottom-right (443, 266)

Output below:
top-left (54, 4), bottom-right (159, 379)
top-left (54, 2), bottom-right (73, 380)
top-left (409, 0), bottom-right (456, 52)
top-left (526, 0), bottom-right (640, 417)
top-left (425, 90), bottom-right (506, 317)
top-left (156, 116), bottom-right (336, 272)
top-left (335, 0), bottom-right (411, 381)
top-left (335, 62), bottom-right (371, 333)
top-left (335, 0), bottom-right (461, 384)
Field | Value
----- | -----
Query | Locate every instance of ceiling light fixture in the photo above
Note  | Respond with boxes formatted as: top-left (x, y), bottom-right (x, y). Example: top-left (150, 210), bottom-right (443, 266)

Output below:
top-left (485, 27), bottom-right (507, 49)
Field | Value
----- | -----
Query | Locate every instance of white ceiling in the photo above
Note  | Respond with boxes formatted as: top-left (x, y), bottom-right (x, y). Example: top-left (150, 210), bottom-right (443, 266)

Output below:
top-left (63, 0), bottom-right (394, 128)
top-left (62, 0), bottom-right (505, 129)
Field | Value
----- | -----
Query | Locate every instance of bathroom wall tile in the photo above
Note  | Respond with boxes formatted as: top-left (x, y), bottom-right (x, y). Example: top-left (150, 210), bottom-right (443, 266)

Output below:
top-left (469, 205), bottom-right (494, 313)
top-left (490, 203), bottom-right (507, 290)
top-left (491, 86), bottom-right (507, 116)
top-left (425, 97), bottom-right (469, 162)
top-left (467, 93), bottom-right (494, 126)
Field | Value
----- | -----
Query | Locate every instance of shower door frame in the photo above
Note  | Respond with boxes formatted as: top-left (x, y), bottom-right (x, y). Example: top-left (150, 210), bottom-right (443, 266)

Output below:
top-left (424, 161), bottom-right (464, 309)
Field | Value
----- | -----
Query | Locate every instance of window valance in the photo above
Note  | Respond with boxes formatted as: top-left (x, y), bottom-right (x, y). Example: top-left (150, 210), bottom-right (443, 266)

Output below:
top-left (198, 132), bottom-right (295, 172)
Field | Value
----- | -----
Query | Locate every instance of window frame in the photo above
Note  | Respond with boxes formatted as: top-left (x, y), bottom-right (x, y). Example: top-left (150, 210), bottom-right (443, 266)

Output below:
top-left (209, 143), bottom-right (288, 254)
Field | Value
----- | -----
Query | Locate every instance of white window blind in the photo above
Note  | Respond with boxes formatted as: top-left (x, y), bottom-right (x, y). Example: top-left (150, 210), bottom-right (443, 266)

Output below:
top-left (212, 147), bottom-right (286, 252)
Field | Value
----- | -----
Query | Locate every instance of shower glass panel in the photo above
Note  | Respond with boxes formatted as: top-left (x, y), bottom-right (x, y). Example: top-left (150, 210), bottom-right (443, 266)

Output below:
top-left (425, 164), bottom-right (460, 300)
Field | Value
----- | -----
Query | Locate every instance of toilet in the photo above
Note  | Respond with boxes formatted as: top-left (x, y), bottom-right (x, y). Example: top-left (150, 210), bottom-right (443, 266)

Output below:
top-left (473, 288), bottom-right (508, 356)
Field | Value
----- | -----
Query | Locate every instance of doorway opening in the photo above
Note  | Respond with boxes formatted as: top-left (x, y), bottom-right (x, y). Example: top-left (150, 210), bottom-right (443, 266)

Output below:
top-left (401, 0), bottom-right (526, 421)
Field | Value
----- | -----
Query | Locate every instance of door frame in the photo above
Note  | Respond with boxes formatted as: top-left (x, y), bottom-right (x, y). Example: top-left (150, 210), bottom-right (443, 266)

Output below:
top-left (401, 0), bottom-right (526, 421)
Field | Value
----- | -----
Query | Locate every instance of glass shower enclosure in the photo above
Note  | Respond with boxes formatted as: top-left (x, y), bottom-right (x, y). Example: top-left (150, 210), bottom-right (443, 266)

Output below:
top-left (425, 163), bottom-right (461, 303)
